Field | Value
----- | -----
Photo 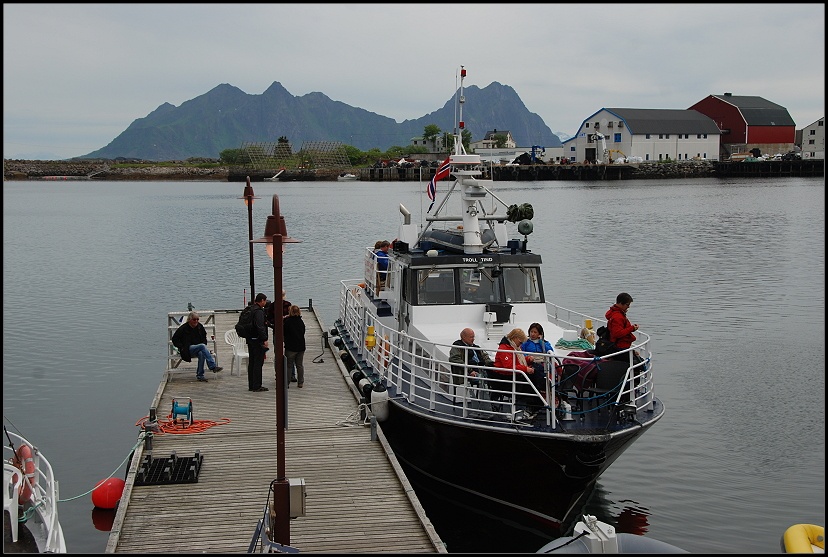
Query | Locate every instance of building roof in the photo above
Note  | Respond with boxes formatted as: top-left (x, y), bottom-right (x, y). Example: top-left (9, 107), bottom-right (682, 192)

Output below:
top-left (483, 130), bottom-right (512, 140)
top-left (598, 108), bottom-right (722, 135)
top-left (705, 95), bottom-right (796, 126)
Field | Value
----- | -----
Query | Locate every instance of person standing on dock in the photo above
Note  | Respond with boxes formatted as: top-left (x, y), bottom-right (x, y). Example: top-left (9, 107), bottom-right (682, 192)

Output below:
top-left (171, 312), bottom-right (223, 382)
top-left (283, 305), bottom-right (307, 388)
top-left (247, 293), bottom-right (269, 392)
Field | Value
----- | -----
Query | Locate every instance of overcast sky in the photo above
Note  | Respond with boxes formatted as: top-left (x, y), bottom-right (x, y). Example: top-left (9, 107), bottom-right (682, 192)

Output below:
top-left (3, 3), bottom-right (824, 160)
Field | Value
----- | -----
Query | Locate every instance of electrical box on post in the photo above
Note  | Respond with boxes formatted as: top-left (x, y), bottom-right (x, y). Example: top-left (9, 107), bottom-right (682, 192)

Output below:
top-left (289, 478), bottom-right (306, 517)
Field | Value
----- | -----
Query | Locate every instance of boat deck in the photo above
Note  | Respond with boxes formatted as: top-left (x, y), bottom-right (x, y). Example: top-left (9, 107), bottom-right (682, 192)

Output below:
top-left (106, 308), bottom-right (444, 553)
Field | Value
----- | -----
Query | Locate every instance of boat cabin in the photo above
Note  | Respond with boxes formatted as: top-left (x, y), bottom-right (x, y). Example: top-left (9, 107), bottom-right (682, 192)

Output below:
top-left (364, 243), bottom-right (552, 352)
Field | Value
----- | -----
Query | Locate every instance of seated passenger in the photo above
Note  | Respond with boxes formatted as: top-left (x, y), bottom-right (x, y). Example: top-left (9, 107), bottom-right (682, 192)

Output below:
top-left (448, 328), bottom-right (493, 386)
top-left (490, 328), bottom-right (536, 401)
top-left (520, 322), bottom-right (554, 392)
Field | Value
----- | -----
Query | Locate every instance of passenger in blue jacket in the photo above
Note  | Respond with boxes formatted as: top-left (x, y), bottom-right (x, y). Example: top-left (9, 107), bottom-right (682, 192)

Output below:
top-left (520, 322), bottom-right (554, 391)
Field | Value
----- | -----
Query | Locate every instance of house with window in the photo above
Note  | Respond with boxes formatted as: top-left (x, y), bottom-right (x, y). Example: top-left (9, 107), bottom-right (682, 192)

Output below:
top-left (569, 108), bottom-right (721, 163)
top-left (688, 93), bottom-right (796, 159)
top-left (469, 129), bottom-right (517, 151)
top-left (799, 117), bottom-right (824, 160)
top-left (410, 135), bottom-right (444, 153)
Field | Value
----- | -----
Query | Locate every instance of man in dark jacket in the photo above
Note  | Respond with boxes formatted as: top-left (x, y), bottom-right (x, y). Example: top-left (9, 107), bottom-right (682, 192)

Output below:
top-left (247, 293), bottom-right (270, 392)
top-left (448, 328), bottom-right (493, 386)
top-left (171, 312), bottom-right (223, 382)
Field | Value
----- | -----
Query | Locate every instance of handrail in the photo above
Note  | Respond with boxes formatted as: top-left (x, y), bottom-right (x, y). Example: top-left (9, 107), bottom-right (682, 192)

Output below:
top-left (339, 281), bottom-right (655, 428)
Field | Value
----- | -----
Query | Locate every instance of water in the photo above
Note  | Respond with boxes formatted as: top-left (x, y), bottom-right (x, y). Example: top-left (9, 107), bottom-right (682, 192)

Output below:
top-left (3, 177), bottom-right (824, 553)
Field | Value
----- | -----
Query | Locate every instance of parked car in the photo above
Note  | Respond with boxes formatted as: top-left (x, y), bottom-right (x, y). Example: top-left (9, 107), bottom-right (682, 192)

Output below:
top-left (781, 152), bottom-right (801, 160)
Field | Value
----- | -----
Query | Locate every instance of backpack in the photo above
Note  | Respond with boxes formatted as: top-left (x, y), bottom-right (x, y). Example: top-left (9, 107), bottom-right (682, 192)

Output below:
top-left (235, 305), bottom-right (257, 338)
top-left (593, 325), bottom-right (618, 357)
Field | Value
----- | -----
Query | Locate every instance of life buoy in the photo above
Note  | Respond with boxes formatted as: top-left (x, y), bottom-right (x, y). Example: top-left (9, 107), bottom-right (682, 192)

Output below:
top-left (782, 524), bottom-right (824, 553)
top-left (377, 335), bottom-right (390, 370)
top-left (12, 444), bottom-right (36, 503)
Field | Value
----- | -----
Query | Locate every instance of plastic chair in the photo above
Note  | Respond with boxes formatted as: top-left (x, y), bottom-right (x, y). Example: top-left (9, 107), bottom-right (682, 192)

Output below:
top-left (224, 329), bottom-right (248, 376)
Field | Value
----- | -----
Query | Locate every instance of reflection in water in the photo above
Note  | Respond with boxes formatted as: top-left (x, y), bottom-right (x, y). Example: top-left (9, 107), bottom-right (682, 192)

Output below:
top-left (90, 507), bottom-right (116, 532)
top-left (575, 482), bottom-right (651, 536)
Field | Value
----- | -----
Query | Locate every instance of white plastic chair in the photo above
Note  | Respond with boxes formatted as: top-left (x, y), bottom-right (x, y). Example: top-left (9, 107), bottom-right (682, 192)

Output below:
top-left (224, 329), bottom-right (248, 376)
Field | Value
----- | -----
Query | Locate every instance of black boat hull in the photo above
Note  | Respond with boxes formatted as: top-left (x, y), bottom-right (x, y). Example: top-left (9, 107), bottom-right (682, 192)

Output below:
top-left (379, 396), bottom-right (653, 527)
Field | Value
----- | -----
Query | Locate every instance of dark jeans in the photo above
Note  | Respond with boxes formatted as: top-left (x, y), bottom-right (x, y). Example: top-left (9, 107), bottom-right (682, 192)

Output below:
top-left (247, 341), bottom-right (265, 390)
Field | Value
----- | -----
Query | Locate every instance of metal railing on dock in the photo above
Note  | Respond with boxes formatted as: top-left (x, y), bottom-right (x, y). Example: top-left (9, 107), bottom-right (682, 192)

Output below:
top-left (106, 307), bottom-right (444, 553)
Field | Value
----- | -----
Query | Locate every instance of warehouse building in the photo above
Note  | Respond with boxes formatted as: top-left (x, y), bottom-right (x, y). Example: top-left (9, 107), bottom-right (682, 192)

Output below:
top-left (688, 93), bottom-right (796, 160)
top-left (567, 108), bottom-right (721, 163)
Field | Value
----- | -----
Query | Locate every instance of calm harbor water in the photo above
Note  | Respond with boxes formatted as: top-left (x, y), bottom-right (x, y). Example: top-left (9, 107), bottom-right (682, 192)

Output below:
top-left (3, 176), bottom-right (824, 553)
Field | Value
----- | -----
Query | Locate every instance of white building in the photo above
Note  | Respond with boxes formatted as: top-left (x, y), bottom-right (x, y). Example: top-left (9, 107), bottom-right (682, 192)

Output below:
top-left (568, 108), bottom-right (722, 163)
top-left (800, 117), bottom-right (824, 159)
top-left (410, 136), bottom-right (444, 153)
top-left (469, 129), bottom-right (517, 151)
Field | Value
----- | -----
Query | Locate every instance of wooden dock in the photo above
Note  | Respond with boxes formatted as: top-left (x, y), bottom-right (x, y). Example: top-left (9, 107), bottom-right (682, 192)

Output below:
top-left (106, 307), bottom-right (445, 553)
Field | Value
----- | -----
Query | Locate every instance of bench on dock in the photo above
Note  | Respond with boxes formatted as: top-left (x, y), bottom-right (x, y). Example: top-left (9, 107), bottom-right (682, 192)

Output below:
top-left (166, 311), bottom-right (219, 375)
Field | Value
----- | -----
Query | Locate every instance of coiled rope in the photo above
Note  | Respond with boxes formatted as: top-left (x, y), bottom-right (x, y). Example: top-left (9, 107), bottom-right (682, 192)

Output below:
top-left (134, 415), bottom-right (231, 434)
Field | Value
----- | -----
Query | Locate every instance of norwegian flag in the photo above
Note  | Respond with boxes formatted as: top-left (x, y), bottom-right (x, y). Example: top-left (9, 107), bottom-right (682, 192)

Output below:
top-left (427, 156), bottom-right (451, 213)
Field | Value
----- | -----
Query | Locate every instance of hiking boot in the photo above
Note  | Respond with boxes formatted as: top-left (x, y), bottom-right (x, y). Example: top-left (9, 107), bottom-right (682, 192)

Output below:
top-left (251, 386), bottom-right (269, 392)
top-left (211, 366), bottom-right (223, 373)
top-left (290, 377), bottom-right (298, 382)
top-left (197, 377), bottom-right (208, 382)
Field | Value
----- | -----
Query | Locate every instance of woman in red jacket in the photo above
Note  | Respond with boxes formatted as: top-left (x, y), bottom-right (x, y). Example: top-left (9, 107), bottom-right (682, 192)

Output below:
top-left (491, 329), bottom-right (539, 410)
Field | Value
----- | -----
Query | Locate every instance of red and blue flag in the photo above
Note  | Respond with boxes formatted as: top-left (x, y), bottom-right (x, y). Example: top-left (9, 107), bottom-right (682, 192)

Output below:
top-left (427, 156), bottom-right (451, 213)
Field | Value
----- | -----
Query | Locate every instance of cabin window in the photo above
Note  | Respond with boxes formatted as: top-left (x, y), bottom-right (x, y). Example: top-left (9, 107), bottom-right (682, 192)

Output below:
top-left (459, 269), bottom-right (500, 304)
top-left (614, 133), bottom-right (621, 142)
top-left (502, 266), bottom-right (542, 303)
top-left (416, 269), bottom-right (456, 305)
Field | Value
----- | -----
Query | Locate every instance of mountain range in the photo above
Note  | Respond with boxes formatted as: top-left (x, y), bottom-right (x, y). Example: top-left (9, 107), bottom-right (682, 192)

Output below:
top-left (80, 81), bottom-right (561, 161)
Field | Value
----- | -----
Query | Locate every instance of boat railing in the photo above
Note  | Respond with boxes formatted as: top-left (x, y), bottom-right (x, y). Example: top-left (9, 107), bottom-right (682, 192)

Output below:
top-left (363, 246), bottom-right (399, 297)
top-left (3, 431), bottom-right (63, 552)
top-left (339, 282), bottom-right (655, 428)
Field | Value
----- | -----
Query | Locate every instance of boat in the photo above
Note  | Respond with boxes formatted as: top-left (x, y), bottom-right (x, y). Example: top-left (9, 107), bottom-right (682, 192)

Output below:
top-left (337, 172), bottom-right (358, 181)
top-left (781, 524), bottom-right (824, 553)
top-left (536, 515), bottom-right (687, 553)
top-left (332, 66), bottom-right (664, 529)
top-left (3, 427), bottom-right (67, 553)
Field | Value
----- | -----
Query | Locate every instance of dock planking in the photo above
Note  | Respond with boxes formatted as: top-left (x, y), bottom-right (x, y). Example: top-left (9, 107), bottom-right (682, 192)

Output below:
top-left (107, 307), bottom-right (444, 553)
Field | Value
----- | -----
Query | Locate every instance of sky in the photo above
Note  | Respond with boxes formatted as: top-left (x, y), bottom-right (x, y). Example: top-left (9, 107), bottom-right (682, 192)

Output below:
top-left (3, 3), bottom-right (825, 160)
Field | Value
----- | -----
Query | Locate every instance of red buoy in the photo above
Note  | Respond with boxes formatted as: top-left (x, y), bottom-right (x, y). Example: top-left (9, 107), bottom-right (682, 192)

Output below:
top-left (92, 477), bottom-right (125, 509)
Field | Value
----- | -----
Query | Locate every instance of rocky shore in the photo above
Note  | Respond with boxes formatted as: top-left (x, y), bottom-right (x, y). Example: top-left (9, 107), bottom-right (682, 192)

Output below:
top-left (3, 160), bottom-right (229, 181)
top-left (5, 158), bottom-right (717, 182)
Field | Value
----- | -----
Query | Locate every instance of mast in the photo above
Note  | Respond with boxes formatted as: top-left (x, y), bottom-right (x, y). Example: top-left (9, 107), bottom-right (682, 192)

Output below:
top-left (451, 66), bottom-right (485, 254)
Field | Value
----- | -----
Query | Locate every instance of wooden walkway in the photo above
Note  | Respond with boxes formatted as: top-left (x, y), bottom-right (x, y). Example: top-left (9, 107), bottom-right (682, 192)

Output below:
top-left (106, 307), bottom-right (445, 553)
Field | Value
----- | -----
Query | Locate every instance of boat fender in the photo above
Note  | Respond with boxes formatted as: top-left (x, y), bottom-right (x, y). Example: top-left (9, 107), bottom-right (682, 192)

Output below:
top-left (12, 444), bottom-right (37, 503)
top-left (358, 378), bottom-right (373, 400)
top-left (781, 524), bottom-right (825, 553)
top-left (351, 370), bottom-right (365, 387)
top-left (339, 350), bottom-right (356, 371)
top-left (92, 477), bottom-right (125, 509)
top-left (371, 383), bottom-right (390, 422)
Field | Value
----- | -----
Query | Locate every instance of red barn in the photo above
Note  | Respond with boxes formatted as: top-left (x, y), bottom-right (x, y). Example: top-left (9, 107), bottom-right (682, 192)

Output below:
top-left (689, 93), bottom-right (795, 159)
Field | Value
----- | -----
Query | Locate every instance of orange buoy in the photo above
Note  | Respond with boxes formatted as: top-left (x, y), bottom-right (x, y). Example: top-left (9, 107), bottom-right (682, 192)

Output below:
top-left (12, 445), bottom-right (37, 503)
top-left (92, 477), bottom-right (125, 509)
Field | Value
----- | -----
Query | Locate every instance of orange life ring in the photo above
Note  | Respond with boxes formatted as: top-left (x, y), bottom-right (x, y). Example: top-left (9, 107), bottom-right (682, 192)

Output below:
top-left (378, 335), bottom-right (390, 370)
top-left (12, 444), bottom-right (36, 503)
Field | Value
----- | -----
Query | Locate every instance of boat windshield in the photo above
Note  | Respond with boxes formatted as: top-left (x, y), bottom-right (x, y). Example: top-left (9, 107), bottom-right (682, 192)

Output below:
top-left (417, 269), bottom-right (457, 305)
top-left (503, 266), bottom-right (542, 303)
top-left (414, 265), bottom-right (543, 305)
top-left (460, 269), bottom-right (499, 304)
